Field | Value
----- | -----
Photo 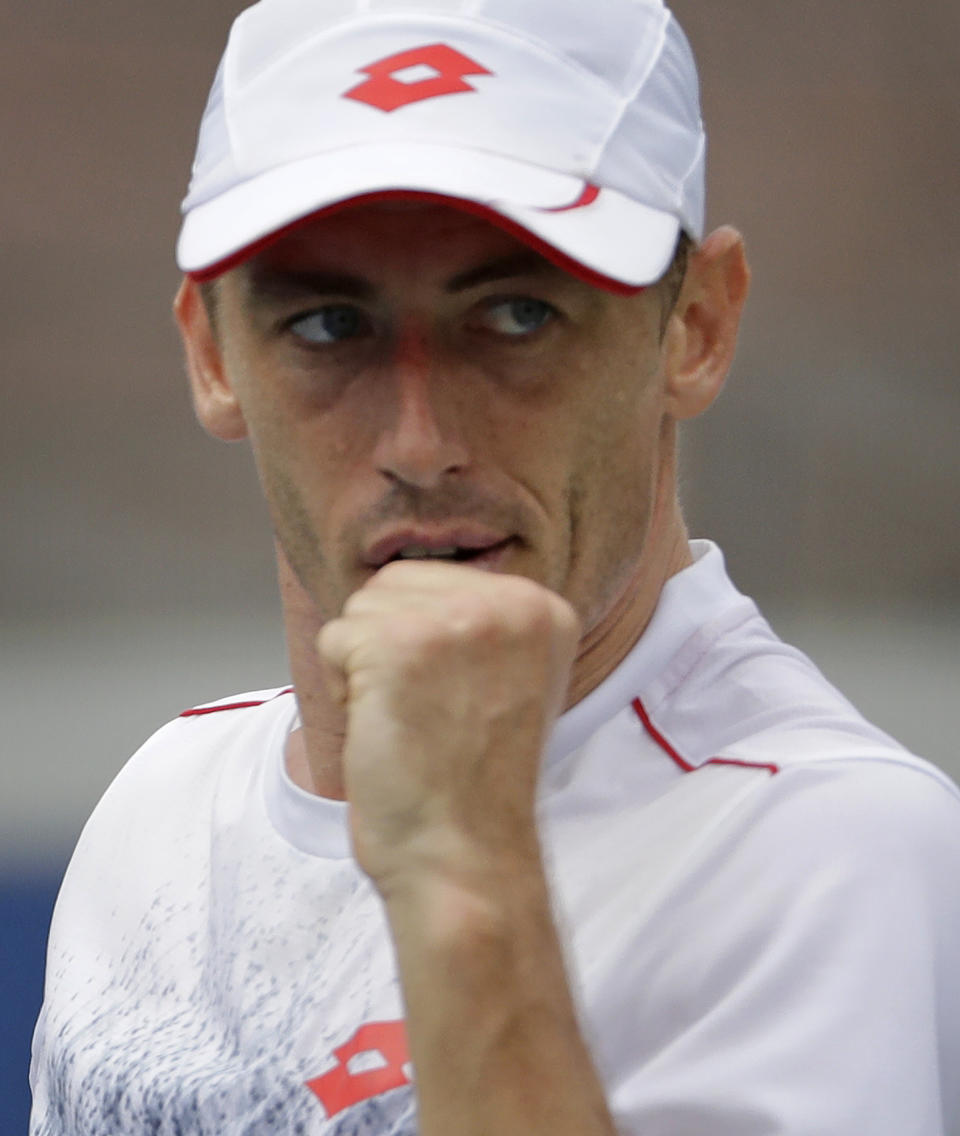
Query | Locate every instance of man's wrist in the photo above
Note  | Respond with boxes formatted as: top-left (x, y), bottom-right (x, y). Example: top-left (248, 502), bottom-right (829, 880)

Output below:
top-left (375, 838), bottom-right (549, 934)
top-left (355, 804), bottom-right (545, 899)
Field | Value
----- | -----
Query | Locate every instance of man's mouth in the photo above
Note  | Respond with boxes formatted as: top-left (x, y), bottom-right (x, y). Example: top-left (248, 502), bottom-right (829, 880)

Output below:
top-left (394, 545), bottom-right (484, 561)
top-left (364, 530), bottom-right (515, 569)
top-left (390, 541), bottom-right (514, 565)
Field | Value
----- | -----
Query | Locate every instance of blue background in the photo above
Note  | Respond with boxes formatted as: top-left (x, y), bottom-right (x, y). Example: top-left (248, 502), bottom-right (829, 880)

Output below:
top-left (2, 868), bottom-right (64, 1134)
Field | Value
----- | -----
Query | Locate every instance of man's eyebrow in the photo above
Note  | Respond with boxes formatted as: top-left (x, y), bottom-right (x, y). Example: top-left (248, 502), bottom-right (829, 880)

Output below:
top-left (446, 252), bottom-right (559, 293)
top-left (243, 265), bottom-right (376, 307)
top-left (241, 250), bottom-right (558, 307)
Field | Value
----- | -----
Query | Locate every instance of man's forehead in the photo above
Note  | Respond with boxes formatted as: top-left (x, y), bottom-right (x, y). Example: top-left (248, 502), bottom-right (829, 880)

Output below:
top-left (235, 199), bottom-right (583, 301)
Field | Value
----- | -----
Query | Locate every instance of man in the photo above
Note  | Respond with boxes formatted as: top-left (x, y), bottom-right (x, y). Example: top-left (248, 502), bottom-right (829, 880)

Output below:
top-left (30, 0), bottom-right (960, 1133)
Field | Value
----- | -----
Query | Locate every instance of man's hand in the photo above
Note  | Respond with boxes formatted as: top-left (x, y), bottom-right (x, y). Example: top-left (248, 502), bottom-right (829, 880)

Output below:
top-left (317, 559), bottom-right (579, 892)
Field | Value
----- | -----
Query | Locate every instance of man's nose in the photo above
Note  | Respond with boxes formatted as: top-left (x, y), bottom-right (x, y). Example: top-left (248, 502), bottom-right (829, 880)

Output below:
top-left (372, 330), bottom-right (470, 489)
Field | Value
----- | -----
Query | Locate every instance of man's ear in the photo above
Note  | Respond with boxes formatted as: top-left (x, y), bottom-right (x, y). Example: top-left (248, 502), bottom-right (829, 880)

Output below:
top-left (662, 226), bottom-right (750, 421)
top-left (174, 276), bottom-right (248, 442)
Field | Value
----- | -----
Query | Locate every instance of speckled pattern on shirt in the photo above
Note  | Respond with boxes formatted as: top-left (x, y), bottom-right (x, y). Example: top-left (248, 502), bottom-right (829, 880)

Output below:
top-left (30, 702), bottom-right (418, 1135)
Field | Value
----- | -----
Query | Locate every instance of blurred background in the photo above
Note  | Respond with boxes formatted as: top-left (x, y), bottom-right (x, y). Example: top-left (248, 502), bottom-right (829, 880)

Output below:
top-left (2, 1), bottom-right (958, 1128)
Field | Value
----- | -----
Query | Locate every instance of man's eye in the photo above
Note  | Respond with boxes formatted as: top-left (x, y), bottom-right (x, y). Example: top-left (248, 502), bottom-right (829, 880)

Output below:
top-left (288, 305), bottom-right (369, 344)
top-left (480, 298), bottom-right (556, 338)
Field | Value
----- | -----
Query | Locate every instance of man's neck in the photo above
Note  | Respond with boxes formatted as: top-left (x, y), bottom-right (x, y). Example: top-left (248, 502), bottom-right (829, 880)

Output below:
top-left (279, 505), bottom-right (692, 802)
top-left (566, 517), bottom-right (691, 710)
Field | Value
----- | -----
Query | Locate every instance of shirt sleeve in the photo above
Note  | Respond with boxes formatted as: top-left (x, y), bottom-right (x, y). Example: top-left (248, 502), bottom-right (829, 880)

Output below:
top-left (610, 760), bottom-right (960, 1136)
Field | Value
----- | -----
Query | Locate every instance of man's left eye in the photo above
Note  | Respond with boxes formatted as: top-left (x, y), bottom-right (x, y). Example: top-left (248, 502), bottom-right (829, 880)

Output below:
top-left (480, 298), bottom-right (556, 338)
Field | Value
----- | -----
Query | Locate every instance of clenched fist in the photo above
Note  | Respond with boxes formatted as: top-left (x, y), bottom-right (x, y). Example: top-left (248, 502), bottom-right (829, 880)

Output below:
top-left (317, 561), bottom-right (580, 894)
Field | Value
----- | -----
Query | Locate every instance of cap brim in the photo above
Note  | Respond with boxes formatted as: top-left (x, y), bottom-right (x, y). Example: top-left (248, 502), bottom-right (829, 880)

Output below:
top-left (177, 143), bottom-right (681, 293)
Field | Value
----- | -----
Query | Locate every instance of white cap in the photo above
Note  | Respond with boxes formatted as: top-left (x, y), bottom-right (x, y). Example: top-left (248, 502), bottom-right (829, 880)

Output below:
top-left (177, 0), bottom-right (706, 292)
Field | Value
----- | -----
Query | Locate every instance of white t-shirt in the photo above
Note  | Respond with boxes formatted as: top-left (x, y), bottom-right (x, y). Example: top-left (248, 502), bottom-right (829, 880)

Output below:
top-left (30, 542), bottom-right (960, 1135)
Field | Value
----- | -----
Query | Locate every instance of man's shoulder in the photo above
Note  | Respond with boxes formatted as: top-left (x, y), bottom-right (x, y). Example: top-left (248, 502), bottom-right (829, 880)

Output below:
top-left (630, 681), bottom-right (960, 944)
top-left (629, 574), bottom-right (960, 831)
top-left (650, 591), bottom-right (948, 777)
top-left (55, 684), bottom-right (297, 902)
top-left (136, 683), bottom-right (296, 759)
top-left (92, 684), bottom-right (297, 812)
top-left (631, 687), bottom-right (960, 870)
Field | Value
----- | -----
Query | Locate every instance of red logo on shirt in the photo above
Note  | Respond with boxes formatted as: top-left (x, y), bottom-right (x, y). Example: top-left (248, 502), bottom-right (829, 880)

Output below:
top-left (344, 43), bottom-right (493, 112)
top-left (306, 1020), bottom-right (412, 1118)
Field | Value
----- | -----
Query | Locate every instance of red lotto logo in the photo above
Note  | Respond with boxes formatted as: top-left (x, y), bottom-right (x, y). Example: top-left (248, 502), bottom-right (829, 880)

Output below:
top-left (344, 43), bottom-right (493, 112)
top-left (306, 1020), bottom-right (412, 1118)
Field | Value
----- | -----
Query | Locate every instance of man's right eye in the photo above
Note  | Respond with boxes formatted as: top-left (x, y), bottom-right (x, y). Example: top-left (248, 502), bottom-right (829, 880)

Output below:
top-left (288, 305), bottom-right (369, 344)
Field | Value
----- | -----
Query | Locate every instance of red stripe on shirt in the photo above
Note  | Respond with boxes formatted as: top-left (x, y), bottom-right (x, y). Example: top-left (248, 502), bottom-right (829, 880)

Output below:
top-left (180, 687), bottom-right (295, 718)
top-left (632, 697), bottom-right (779, 776)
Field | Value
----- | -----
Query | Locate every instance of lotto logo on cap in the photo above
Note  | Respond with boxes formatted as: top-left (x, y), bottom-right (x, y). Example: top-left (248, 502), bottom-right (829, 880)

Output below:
top-left (343, 43), bottom-right (493, 112)
top-left (177, 0), bottom-right (706, 291)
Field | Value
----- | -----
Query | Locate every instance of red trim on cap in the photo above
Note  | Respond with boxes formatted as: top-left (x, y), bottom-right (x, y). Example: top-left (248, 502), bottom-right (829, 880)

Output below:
top-left (632, 697), bottom-right (780, 777)
top-left (543, 183), bottom-right (601, 213)
top-left (180, 687), bottom-right (295, 718)
top-left (186, 190), bottom-right (645, 297)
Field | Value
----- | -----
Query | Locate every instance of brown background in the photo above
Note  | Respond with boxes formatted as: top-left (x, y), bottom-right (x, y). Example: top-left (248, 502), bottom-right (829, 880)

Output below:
top-left (2, 1), bottom-right (959, 857)
top-left (2, 1), bottom-right (958, 620)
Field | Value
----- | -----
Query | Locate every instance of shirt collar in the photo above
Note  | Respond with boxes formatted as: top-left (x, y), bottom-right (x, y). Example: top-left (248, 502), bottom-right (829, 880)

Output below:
top-left (545, 540), bottom-right (756, 765)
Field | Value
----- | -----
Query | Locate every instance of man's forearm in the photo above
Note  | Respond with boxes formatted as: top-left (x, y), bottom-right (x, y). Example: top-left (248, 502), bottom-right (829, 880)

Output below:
top-left (382, 860), bottom-right (619, 1136)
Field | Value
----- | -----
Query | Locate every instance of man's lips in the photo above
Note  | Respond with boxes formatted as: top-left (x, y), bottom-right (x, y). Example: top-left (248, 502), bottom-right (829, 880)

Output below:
top-left (363, 527), bottom-right (515, 569)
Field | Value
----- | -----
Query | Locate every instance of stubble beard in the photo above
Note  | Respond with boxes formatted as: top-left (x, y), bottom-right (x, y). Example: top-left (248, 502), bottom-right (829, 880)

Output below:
top-left (266, 470), bottom-right (346, 622)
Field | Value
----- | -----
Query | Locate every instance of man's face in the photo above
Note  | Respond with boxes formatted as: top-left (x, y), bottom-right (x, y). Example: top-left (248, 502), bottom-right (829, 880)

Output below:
top-left (209, 202), bottom-right (677, 630)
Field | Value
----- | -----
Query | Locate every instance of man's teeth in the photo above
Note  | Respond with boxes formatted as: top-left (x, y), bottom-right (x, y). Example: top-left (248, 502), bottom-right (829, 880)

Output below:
top-left (397, 546), bottom-right (461, 560)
